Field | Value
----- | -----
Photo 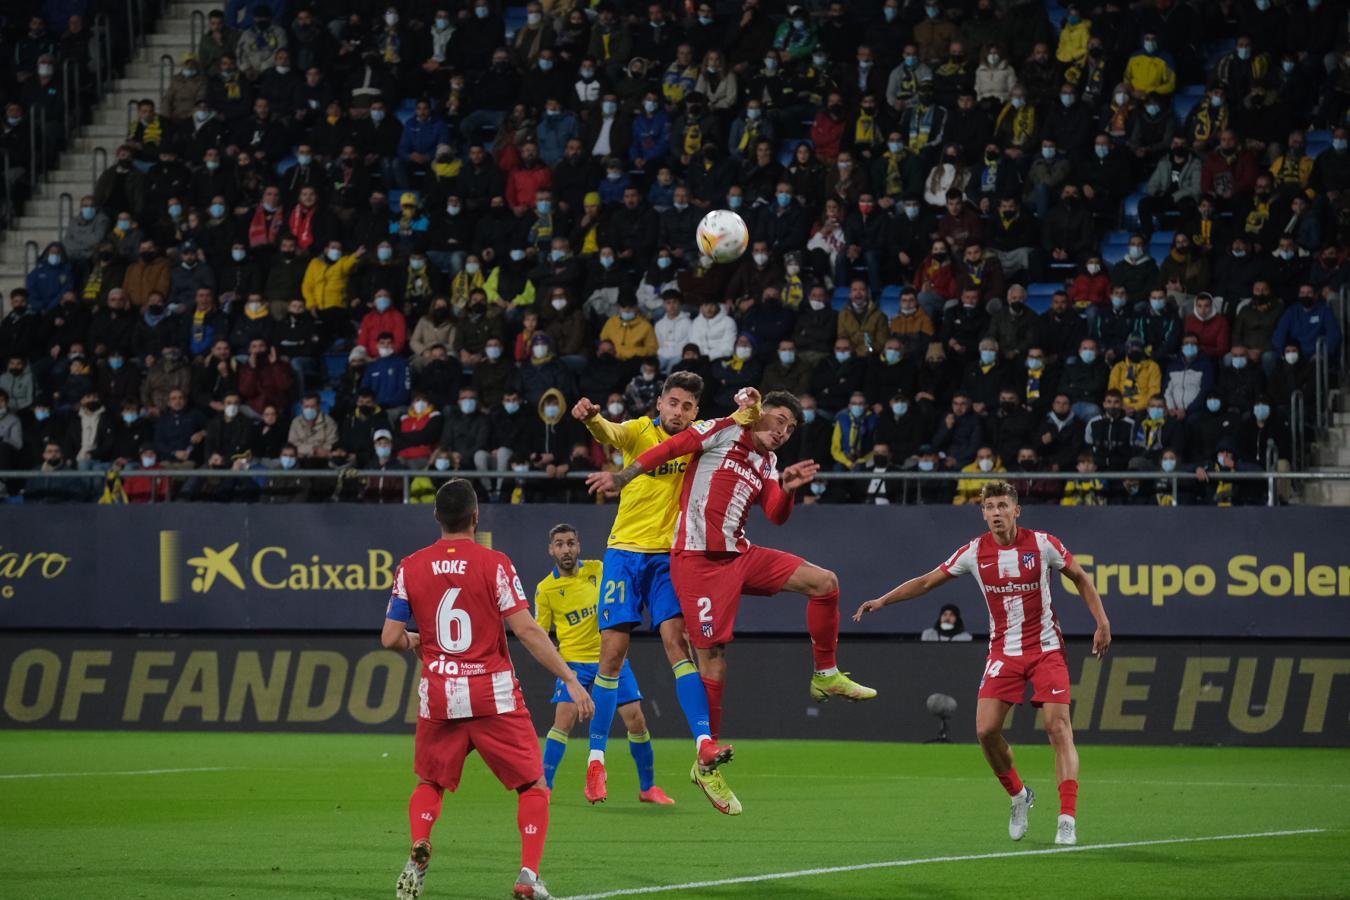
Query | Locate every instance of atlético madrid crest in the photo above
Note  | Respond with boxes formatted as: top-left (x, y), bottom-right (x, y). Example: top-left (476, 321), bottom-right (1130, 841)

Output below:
top-left (1022, 552), bottom-right (1036, 570)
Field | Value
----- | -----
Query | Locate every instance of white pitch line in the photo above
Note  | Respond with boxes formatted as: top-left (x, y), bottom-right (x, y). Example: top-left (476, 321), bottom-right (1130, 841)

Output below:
top-left (0, 766), bottom-right (233, 780)
top-left (559, 828), bottom-right (1328, 900)
top-left (748, 773), bottom-right (1350, 789)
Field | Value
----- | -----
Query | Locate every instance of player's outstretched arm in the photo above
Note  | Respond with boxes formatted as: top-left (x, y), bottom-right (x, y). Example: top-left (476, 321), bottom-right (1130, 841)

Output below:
top-left (1063, 560), bottom-right (1112, 658)
top-left (506, 609), bottom-right (596, 720)
top-left (852, 567), bottom-right (954, 621)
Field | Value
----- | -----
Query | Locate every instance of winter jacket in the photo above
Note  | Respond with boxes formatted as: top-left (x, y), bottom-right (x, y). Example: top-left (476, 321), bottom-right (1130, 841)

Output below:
top-left (358, 309), bottom-right (409, 357)
top-left (1272, 300), bottom-right (1343, 360)
top-left (1163, 356), bottom-right (1215, 415)
top-left (1146, 154), bottom-right (1202, 202)
top-left (141, 357), bottom-right (192, 411)
top-left (302, 254), bottom-right (359, 311)
top-left (287, 412), bottom-right (338, 457)
top-left (360, 356), bottom-right (411, 408)
top-left (62, 213), bottom-right (111, 262)
top-left (1184, 313), bottom-right (1231, 360)
top-left (688, 310), bottom-right (738, 361)
top-left (238, 359), bottom-right (296, 415)
top-left (121, 257), bottom-right (172, 307)
top-left (599, 315), bottom-right (658, 361)
top-left (1107, 359), bottom-right (1162, 412)
top-left (1084, 412), bottom-right (1135, 469)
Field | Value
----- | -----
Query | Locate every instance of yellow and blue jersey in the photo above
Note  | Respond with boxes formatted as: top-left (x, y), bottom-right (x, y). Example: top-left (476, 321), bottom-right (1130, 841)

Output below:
top-left (584, 416), bottom-right (690, 553)
top-left (534, 559), bottom-right (604, 663)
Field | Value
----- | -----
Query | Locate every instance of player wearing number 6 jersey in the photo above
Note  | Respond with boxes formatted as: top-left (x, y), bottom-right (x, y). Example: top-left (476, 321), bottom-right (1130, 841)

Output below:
top-left (588, 389), bottom-right (876, 811)
top-left (383, 479), bottom-right (595, 900)
top-left (853, 480), bottom-right (1111, 848)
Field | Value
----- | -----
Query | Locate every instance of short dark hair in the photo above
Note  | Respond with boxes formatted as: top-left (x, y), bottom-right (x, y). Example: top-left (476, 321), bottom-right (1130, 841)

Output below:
top-left (979, 480), bottom-right (1019, 505)
top-left (434, 478), bottom-right (478, 533)
top-left (662, 371), bottom-right (703, 397)
top-left (762, 390), bottom-right (803, 423)
top-left (549, 523), bottom-right (578, 541)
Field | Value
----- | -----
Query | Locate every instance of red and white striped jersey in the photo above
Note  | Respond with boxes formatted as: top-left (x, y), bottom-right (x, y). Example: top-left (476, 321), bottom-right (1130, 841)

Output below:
top-left (388, 538), bottom-right (531, 720)
top-left (634, 415), bottom-right (793, 553)
top-left (939, 528), bottom-right (1074, 657)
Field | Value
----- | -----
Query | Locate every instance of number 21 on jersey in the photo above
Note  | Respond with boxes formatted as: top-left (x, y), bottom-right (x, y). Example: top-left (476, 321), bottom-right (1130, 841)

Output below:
top-left (437, 587), bottom-right (472, 653)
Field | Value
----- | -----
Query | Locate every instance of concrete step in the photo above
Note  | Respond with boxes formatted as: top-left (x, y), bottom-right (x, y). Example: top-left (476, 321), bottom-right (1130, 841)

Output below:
top-left (1334, 411), bottom-right (1350, 426)
top-left (146, 33), bottom-right (196, 49)
top-left (82, 124), bottom-right (129, 139)
top-left (1323, 427), bottom-right (1350, 448)
top-left (70, 137), bottom-right (122, 154)
top-left (1318, 445), bottom-right (1350, 467)
top-left (16, 215), bottom-right (59, 231)
top-left (113, 78), bottom-right (165, 94)
top-left (1302, 473), bottom-right (1350, 506)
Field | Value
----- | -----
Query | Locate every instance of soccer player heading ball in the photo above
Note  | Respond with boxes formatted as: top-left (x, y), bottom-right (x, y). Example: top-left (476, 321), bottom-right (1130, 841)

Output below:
top-left (588, 388), bottom-right (876, 812)
top-left (383, 479), bottom-right (595, 900)
top-left (853, 481), bottom-right (1112, 847)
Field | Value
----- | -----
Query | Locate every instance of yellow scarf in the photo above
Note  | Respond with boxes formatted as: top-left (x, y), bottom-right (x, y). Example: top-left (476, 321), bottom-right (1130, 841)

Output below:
top-left (683, 122), bottom-right (703, 157)
top-left (854, 113), bottom-right (876, 146)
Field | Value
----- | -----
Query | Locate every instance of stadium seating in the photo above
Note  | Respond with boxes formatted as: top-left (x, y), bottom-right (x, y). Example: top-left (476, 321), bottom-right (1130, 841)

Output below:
top-left (1026, 282), bottom-right (1062, 314)
top-left (878, 285), bottom-right (901, 319)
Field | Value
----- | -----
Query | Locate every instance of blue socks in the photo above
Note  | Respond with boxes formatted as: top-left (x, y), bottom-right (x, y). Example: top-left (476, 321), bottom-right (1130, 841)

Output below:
top-left (627, 731), bottom-right (655, 791)
top-left (588, 672), bottom-right (621, 756)
top-left (542, 728), bottom-right (568, 789)
top-left (672, 658), bottom-right (712, 745)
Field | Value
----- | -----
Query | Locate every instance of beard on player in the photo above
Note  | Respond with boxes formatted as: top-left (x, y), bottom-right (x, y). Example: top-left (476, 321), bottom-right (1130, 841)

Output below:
top-left (656, 371), bottom-right (703, 434)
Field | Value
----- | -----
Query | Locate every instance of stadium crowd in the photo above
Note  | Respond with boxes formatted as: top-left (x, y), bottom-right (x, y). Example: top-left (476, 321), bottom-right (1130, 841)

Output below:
top-left (0, 0), bottom-right (1347, 506)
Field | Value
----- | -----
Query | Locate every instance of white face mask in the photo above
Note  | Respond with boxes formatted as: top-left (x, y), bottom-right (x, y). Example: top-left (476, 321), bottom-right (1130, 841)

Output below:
top-left (734, 345), bottom-right (752, 360)
top-left (378, 346), bottom-right (393, 358)
top-left (551, 298), bottom-right (568, 311)
top-left (412, 400), bottom-right (428, 414)
top-left (532, 344), bottom-right (550, 359)
top-left (809, 299), bottom-right (826, 311)
top-left (977, 457), bottom-right (994, 472)
top-left (434, 457), bottom-right (452, 471)
top-left (608, 402), bottom-right (625, 417)
top-left (224, 403), bottom-right (239, 418)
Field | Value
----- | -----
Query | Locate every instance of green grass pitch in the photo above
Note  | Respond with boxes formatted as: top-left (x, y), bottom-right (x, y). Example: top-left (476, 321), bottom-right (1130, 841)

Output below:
top-left (2, 731), bottom-right (1347, 899)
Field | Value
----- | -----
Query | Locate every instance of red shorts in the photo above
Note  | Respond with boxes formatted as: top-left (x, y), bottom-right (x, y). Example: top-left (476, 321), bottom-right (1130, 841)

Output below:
top-left (671, 547), bottom-right (804, 648)
top-left (977, 650), bottom-right (1072, 707)
top-left (414, 707), bottom-right (543, 792)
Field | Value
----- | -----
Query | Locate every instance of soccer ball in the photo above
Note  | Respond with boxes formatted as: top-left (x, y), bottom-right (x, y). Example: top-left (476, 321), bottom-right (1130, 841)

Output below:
top-left (696, 209), bottom-right (750, 264)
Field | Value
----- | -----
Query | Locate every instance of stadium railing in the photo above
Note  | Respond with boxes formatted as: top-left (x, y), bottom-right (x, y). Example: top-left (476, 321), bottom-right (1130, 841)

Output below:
top-left (3, 468), bottom-right (1348, 506)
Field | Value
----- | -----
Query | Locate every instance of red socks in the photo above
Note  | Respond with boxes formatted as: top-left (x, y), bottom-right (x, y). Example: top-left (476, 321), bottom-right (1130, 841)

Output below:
top-left (807, 591), bottom-right (840, 670)
top-left (409, 783), bottom-right (443, 846)
top-left (1059, 779), bottom-right (1079, 817)
top-left (701, 676), bottom-right (724, 741)
top-left (996, 767), bottom-right (1025, 797)
top-left (517, 786), bottom-right (550, 874)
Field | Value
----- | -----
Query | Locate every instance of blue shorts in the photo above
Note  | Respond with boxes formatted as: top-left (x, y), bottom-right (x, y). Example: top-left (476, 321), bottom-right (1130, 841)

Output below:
top-left (598, 549), bottom-right (683, 630)
top-left (551, 660), bottom-right (643, 706)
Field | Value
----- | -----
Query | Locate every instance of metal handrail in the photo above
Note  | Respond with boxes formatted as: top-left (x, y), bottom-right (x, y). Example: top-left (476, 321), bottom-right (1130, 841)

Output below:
top-left (190, 10), bottom-right (206, 55)
top-left (159, 54), bottom-right (175, 100)
top-left (1, 150), bottom-right (11, 230)
top-left (126, 0), bottom-right (140, 62)
top-left (92, 146), bottom-right (108, 193)
top-left (36, 106), bottom-right (47, 190)
top-left (57, 192), bottom-right (74, 232)
top-left (23, 240), bottom-right (39, 274)
top-left (1264, 439), bottom-right (1277, 506)
top-left (1291, 389), bottom-right (1305, 471)
top-left (126, 99), bottom-right (139, 131)
top-left (92, 14), bottom-right (111, 100)
top-left (1314, 336), bottom-right (1329, 432)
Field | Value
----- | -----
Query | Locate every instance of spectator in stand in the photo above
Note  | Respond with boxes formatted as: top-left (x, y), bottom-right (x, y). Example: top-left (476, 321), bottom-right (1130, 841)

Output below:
top-left (288, 392), bottom-right (337, 463)
top-left (1273, 284), bottom-right (1343, 366)
top-left (1108, 336), bottom-right (1162, 418)
top-left (921, 604), bottom-right (972, 641)
top-left (952, 445), bottom-right (1005, 504)
top-left (1164, 335), bottom-right (1216, 419)
top-left (361, 429), bottom-right (407, 504)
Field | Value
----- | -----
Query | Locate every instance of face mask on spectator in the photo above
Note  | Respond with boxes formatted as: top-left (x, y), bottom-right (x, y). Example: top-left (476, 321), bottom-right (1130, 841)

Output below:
top-left (1147, 406), bottom-right (1164, 421)
top-left (1158, 457), bottom-right (1177, 473)
top-left (375, 444), bottom-right (392, 460)
top-left (135, 452), bottom-right (157, 468)
top-left (377, 246), bottom-right (393, 262)
top-left (224, 403), bottom-right (239, 418)
top-left (1026, 356), bottom-right (1044, 370)
top-left (656, 256), bottom-right (672, 270)
top-left (600, 255), bottom-right (615, 268)
top-left (728, 195), bottom-right (743, 209)
top-left (977, 457), bottom-right (994, 472)
top-left (580, 66), bottom-right (595, 79)
top-left (1254, 403), bottom-right (1271, 420)
top-left (734, 345), bottom-right (752, 360)
top-left (377, 344), bottom-right (394, 358)
top-left (1150, 297), bottom-right (1166, 313)
top-left (1041, 146), bottom-right (1056, 160)
top-left (47, 253), bottom-right (62, 266)
top-left (374, 296), bottom-right (392, 312)
top-left (979, 349), bottom-right (996, 365)
top-left (1079, 348), bottom-right (1096, 364)
top-left (297, 405), bottom-right (317, 421)
top-left (276, 454), bottom-right (296, 470)
top-left (1285, 351), bottom-right (1299, 366)
top-left (809, 298), bottom-right (826, 311)
top-left (108, 355), bottom-right (126, 370)
top-left (503, 401), bottom-right (520, 414)
top-left (231, 248), bottom-right (246, 262)
top-left (1230, 355), bottom-right (1247, 370)
top-left (835, 350), bottom-right (851, 363)
top-left (1182, 344), bottom-right (1199, 359)
top-left (643, 99), bottom-right (658, 114)
top-left (883, 348), bottom-right (901, 364)
top-left (1094, 144), bottom-right (1109, 159)
top-left (599, 100), bottom-right (616, 115)
top-left (121, 411), bottom-right (138, 425)
top-left (1060, 93), bottom-right (1075, 107)
top-left (1206, 397), bottom-right (1223, 413)
top-left (465, 262), bottom-right (480, 274)
top-left (412, 400), bottom-right (429, 415)
top-left (485, 345), bottom-right (503, 360)
top-left (370, 109), bottom-right (386, 122)
top-left (529, 341), bottom-right (550, 359)
top-left (510, 249), bottom-right (527, 262)
top-left (891, 401), bottom-right (909, 417)
top-left (596, 399), bottom-right (621, 418)
top-left (917, 458), bottom-right (935, 471)
top-left (410, 258), bottom-right (426, 271)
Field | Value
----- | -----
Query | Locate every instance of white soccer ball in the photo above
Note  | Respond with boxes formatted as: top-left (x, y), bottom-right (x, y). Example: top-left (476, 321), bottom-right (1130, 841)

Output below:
top-left (696, 209), bottom-right (750, 264)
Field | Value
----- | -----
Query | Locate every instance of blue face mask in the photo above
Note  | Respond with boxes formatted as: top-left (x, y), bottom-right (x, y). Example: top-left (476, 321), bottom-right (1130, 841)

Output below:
top-left (1206, 397), bottom-right (1222, 413)
top-left (280, 455), bottom-right (297, 469)
top-left (550, 248), bottom-right (565, 262)
top-left (1060, 93), bottom-right (1075, 107)
top-left (209, 203), bottom-right (226, 218)
top-left (1161, 457), bottom-right (1177, 472)
top-left (34, 409), bottom-right (50, 421)
top-left (849, 404), bottom-right (866, 418)
top-left (459, 398), bottom-right (477, 414)
top-left (375, 296), bottom-right (392, 312)
top-left (1079, 349), bottom-right (1097, 364)
top-left (81, 207), bottom-right (95, 221)
top-left (168, 204), bottom-right (182, 218)
top-left (778, 350), bottom-right (796, 365)
top-left (1094, 145), bottom-right (1109, 159)
top-left (802, 408), bottom-right (816, 424)
top-left (1111, 295), bottom-right (1127, 310)
top-left (1230, 355), bottom-right (1248, 370)
top-left (375, 444), bottom-right (392, 459)
top-left (599, 256), bottom-right (614, 269)
top-left (122, 411), bottom-right (138, 424)
top-left (602, 100), bottom-right (617, 115)
top-left (891, 401), bottom-right (908, 417)
top-left (728, 196), bottom-right (743, 210)
top-left (377, 247), bottom-right (393, 262)
top-left (539, 58), bottom-right (554, 71)
top-left (1150, 298), bottom-right (1166, 313)
top-left (109, 357), bottom-right (124, 370)
top-left (884, 6), bottom-right (897, 21)
top-left (1182, 344), bottom-right (1199, 359)
top-left (657, 256), bottom-right (671, 269)
top-left (485, 346), bottom-right (502, 360)
top-left (918, 459), bottom-right (935, 471)
top-left (1147, 407), bottom-right (1164, 421)
top-left (537, 201), bottom-right (552, 214)
top-left (925, 5), bottom-right (939, 17)
top-left (1335, 139), bottom-right (1350, 153)
top-left (884, 349), bottom-right (902, 364)
top-left (1042, 147), bottom-right (1056, 160)
top-left (510, 249), bottom-right (527, 261)
top-left (776, 192), bottom-right (792, 207)
top-left (475, 5), bottom-right (489, 17)
top-left (302, 406), bottom-right (318, 420)
top-left (1026, 356), bottom-right (1044, 370)
top-left (980, 349), bottom-right (997, 365)
top-left (47, 254), bottom-right (62, 267)
top-left (1254, 403), bottom-right (1271, 419)
top-left (835, 350), bottom-right (851, 363)
top-left (503, 401), bottom-right (520, 414)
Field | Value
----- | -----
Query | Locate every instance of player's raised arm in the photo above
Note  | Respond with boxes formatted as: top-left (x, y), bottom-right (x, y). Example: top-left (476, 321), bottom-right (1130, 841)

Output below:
top-left (1061, 559), bottom-right (1112, 658)
top-left (575, 396), bottom-right (632, 450)
top-left (505, 609), bottom-right (596, 720)
top-left (852, 567), bottom-right (955, 621)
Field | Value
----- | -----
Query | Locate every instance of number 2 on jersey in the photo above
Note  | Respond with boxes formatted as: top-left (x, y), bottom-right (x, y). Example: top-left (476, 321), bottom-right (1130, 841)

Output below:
top-left (696, 597), bottom-right (712, 623)
top-left (436, 587), bottom-right (472, 653)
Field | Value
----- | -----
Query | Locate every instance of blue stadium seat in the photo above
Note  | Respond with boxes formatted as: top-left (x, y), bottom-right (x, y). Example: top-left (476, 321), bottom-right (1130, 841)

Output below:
top-left (1026, 282), bottom-right (1062, 314)
top-left (1203, 38), bottom-right (1236, 69)
top-left (878, 284), bottom-right (901, 318)
top-left (1149, 230), bottom-right (1176, 258)
top-left (1101, 242), bottom-right (1129, 266)
top-left (1307, 129), bottom-right (1333, 158)
top-left (1104, 229), bottom-right (1134, 245)
top-left (323, 351), bottom-right (349, 384)
top-left (275, 154), bottom-right (296, 175)
top-left (319, 388), bottom-right (337, 414)
top-left (1122, 191), bottom-right (1146, 230)
top-left (504, 6), bottom-right (527, 34)
top-left (831, 286), bottom-right (850, 310)
top-left (1172, 92), bottom-right (1201, 126)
